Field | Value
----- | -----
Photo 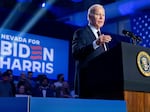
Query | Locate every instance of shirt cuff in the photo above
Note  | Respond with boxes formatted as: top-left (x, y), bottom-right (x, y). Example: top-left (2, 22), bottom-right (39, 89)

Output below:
top-left (93, 40), bottom-right (99, 50)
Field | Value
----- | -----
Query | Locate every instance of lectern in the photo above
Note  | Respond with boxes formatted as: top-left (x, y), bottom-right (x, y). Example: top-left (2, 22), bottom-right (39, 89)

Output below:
top-left (80, 42), bottom-right (150, 112)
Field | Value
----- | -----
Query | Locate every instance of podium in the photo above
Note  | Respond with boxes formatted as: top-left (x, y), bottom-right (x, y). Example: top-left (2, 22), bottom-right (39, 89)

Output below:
top-left (81, 42), bottom-right (150, 112)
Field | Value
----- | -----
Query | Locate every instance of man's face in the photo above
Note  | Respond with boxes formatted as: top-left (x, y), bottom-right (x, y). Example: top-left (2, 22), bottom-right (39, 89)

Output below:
top-left (89, 6), bottom-right (105, 29)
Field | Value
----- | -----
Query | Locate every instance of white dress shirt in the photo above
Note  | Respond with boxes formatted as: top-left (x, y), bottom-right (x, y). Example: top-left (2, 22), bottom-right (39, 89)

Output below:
top-left (88, 24), bottom-right (101, 49)
top-left (89, 24), bottom-right (107, 51)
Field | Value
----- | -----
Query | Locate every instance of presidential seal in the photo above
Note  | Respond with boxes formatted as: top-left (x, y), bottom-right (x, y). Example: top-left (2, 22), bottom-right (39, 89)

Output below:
top-left (137, 51), bottom-right (150, 76)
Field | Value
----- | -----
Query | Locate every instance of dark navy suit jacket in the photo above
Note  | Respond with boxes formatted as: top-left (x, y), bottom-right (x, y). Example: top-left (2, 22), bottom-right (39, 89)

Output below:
top-left (72, 26), bottom-right (107, 96)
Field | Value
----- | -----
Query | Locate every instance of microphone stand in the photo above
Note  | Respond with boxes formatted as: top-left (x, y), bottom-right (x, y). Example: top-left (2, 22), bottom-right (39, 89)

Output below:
top-left (122, 30), bottom-right (142, 45)
top-left (128, 33), bottom-right (141, 45)
top-left (131, 35), bottom-right (137, 45)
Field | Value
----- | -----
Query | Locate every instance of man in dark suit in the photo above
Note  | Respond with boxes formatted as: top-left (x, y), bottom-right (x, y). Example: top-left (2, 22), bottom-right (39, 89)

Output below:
top-left (72, 4), bottom-right (112, 98)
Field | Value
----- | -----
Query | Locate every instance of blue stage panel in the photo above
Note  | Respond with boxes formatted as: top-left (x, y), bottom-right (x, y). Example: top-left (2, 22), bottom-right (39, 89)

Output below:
top-left (0, 97), bottom-right (28, 112)
top-left (30, 97), bottom-right (127, 112)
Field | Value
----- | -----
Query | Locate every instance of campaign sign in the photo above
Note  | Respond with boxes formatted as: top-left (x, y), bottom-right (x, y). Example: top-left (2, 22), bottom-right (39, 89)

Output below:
top-left (0, 29), bottom-right (69, 80)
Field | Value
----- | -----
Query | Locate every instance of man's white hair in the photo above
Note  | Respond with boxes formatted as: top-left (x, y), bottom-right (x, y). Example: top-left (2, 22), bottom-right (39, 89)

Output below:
top-left (87, 4), bottom-right (105, 21)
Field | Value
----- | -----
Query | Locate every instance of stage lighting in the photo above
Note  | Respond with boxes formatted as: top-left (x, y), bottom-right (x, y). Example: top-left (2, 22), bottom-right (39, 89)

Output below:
top-left (20, 0), bottom-right (56, 36)
top-left (1, 3), bottom-right (23, 29)
top-left (40, 0), bottom-right (47, 8)
top-left (41, 2), bottom-right (46, 8)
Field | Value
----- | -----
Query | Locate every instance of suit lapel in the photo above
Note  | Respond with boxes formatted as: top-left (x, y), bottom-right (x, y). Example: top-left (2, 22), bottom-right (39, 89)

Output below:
top-left (86, 26), bottom-right (96, 41)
